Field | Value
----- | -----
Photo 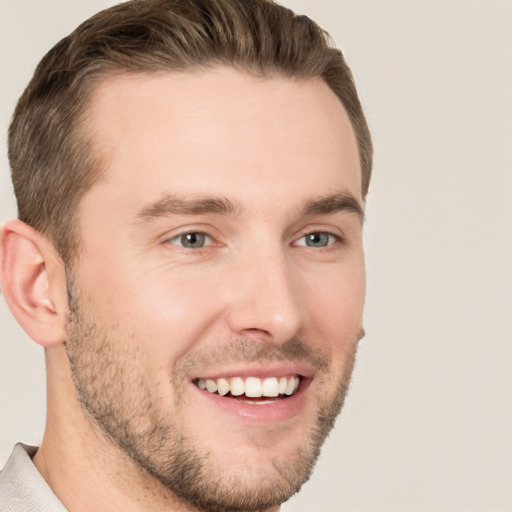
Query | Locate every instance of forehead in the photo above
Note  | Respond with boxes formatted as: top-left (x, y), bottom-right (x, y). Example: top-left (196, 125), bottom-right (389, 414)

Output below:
top-left (81, 68), bottom-right (361, 214)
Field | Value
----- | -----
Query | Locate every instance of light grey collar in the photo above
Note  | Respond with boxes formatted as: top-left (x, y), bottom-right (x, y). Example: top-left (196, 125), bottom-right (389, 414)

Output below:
top-left (0, 443), bottom-right (67, 512)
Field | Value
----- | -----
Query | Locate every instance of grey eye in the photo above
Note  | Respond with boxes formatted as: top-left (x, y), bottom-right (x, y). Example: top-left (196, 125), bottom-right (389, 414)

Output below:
top-left (304, 232), bottom-right (331, 247)
top-left (171, 232), bottom-right (209, 248)
top-left (295, 232), bottom-right (338, 248)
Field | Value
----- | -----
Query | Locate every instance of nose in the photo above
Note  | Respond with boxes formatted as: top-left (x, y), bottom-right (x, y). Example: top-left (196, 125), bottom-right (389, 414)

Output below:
top-left (224, 242), bottom-right (304, 345)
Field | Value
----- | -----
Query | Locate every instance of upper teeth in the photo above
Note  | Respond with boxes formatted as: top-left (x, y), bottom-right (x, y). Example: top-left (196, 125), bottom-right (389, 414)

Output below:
top-left (196, 375), bottom-right (300, 397)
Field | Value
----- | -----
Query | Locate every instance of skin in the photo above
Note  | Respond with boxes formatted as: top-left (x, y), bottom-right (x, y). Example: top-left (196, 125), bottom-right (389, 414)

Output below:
top-left (1, 68), bottom-right (365, 511)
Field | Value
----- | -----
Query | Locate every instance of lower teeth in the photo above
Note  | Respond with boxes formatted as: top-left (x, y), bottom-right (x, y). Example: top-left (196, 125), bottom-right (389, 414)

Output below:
top-left (240, 399), bottom-right (277, 405)
top-left (228, 393), bottom-right (287, 401)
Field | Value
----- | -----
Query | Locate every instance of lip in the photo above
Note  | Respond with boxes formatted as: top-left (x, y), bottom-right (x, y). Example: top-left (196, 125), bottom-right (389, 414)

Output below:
top-left (190, 374), bottom-right (312, 424)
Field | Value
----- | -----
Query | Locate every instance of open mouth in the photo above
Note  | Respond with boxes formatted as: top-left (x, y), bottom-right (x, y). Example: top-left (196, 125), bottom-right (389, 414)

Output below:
top-left (193, 375), bottom-right (302, 403)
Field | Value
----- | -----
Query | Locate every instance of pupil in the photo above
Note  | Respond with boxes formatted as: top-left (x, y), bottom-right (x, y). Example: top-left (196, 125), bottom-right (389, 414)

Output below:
top-left (307, 233), bottom-right (328, 247)
top-left (184, 233), bottom-right (203, 247)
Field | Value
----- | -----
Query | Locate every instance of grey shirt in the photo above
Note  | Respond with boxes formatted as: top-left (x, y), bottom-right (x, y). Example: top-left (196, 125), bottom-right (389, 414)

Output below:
top-left (0, 444), bottom-right (67, 512)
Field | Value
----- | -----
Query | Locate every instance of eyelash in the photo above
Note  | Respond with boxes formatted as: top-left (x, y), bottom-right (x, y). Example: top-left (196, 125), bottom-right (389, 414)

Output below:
top-left (166, 229), bottom-right (343, 252)
top-left (167, 231), bottom-right (214, 249)
top-left (293, 231), bottom-right (342, 249)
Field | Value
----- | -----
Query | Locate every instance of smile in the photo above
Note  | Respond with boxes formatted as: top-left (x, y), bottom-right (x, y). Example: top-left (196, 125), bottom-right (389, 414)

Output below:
top-left (194, 375), bottom-right (301, 399)
top-left (190, 367), bottom-right (312, 423)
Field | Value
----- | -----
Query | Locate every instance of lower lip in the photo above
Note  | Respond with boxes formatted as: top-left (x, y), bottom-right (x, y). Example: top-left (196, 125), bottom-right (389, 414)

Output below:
top-left (191, 379), bottom-right (311, 424)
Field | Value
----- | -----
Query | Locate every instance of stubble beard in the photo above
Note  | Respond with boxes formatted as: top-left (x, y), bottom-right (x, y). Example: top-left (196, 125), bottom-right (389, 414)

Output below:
top-left (64, 281), bottom-right (358, 512)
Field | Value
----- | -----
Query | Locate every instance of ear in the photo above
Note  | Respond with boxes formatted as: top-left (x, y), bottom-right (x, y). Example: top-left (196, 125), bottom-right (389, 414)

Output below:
top-left (1, 220), bottom-right (68, 347)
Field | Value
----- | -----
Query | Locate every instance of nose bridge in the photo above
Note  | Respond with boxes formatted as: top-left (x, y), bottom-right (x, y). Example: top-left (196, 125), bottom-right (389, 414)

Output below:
top-left (226, 236), bottom-right (303, 343)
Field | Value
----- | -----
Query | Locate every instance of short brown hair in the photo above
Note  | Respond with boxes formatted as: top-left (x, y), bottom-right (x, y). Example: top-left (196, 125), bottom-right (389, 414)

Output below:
top-left (8, 0), bottom-right (373, 263)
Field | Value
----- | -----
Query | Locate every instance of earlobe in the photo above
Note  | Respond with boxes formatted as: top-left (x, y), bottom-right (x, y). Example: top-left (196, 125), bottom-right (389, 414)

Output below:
top-left (1, 220), bottom-right (67, 347)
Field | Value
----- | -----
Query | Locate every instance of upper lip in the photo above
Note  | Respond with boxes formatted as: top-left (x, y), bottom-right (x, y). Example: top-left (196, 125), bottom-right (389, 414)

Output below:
top-left (190, 362), bottom-right (316, 381)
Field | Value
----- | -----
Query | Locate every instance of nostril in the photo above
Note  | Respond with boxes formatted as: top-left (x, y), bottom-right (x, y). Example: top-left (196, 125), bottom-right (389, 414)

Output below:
top-left (240, 327), bottom-right (273, 341)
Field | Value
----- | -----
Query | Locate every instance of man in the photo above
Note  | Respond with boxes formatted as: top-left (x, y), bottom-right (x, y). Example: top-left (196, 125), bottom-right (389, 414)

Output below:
top-left (0, 0), bottom-right (372, 510)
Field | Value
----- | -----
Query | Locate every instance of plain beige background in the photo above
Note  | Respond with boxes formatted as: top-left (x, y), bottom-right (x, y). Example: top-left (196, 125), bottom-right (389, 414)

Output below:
top-left (1, 1), bottom-right (511, 510)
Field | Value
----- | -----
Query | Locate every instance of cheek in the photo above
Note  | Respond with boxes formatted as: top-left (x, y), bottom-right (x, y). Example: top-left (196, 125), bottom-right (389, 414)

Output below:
top-left (303, 259), bottom-right (366, 357)
top-left (94, 266), bottom-right (226, 361)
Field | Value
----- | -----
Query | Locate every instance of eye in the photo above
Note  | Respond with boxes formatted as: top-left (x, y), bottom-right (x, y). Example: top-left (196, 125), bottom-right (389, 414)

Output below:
top-left (168, 232), bottom-right (212, 249)
top-left (295, 232), bottom-right (338, 248)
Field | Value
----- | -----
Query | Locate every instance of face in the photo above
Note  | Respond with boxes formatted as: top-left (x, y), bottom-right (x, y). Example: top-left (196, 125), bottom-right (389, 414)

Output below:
top-left (65, 68), bottom-right (365, 511)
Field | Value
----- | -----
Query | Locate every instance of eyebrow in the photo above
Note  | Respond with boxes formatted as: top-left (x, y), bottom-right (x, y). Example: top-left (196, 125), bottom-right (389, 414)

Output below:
top-left (301, 192), bottom-right (365, 223)
top-left (135, 194), bottom-right (242, 222)
top-left (135, 191), bottom-right (364, 224)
